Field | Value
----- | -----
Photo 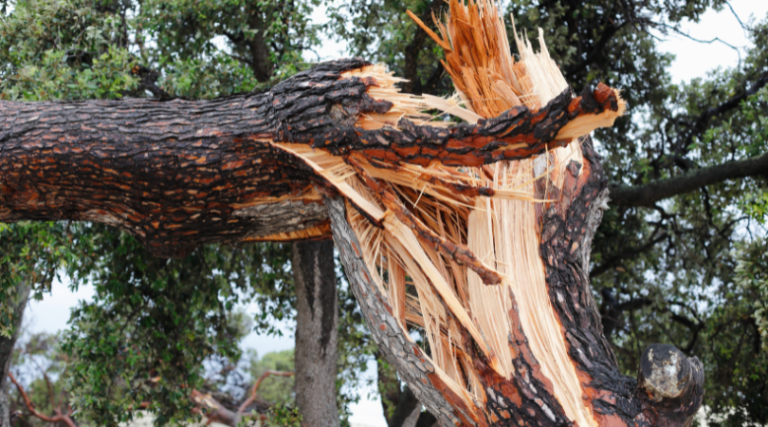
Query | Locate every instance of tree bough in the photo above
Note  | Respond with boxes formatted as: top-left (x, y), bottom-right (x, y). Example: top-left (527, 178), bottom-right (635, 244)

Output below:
top-left (0, 0), bottom-right (704, 425)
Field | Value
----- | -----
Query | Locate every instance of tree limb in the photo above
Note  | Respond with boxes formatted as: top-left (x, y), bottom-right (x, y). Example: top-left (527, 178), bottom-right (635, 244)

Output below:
top-left (1, 56), bottom-right (697, 426)
top-left (609, 151), bottom-right (768, 207)
top-left (0, 59), bottom-right (622, 257)
top-left (7, 372), bottom-right (77, 427)
top-left (191, 370), bottom-right (293, 427)
top-left (237, 370), bottom-right (294, 414)
top-left (590, 232), bottom-right (668, 276)
top-left (678, 70), bottom-right (768, 154)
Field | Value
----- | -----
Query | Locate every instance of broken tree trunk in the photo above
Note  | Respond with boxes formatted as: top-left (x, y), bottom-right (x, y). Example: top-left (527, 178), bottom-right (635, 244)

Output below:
top-left (0, 1), bottom-right (703, 425)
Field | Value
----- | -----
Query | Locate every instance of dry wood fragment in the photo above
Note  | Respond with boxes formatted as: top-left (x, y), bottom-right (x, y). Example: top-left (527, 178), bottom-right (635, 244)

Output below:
top-left (0, 0), bottom-right (706, 424)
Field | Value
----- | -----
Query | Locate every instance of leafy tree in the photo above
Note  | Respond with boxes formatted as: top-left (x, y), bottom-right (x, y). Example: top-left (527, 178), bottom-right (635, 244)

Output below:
top-left (737, 238), bottom-right (768, 354)
top-left (0, 0), bottom-right (766, 425)
top-left (331, 0), bottom-right (768, 424)
top-left (0, 0), bottom-right (366, 426)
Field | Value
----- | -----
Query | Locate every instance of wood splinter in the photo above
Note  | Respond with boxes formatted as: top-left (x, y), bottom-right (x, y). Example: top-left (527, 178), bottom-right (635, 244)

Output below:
top-left (0, 0), bottom-right (706, 424)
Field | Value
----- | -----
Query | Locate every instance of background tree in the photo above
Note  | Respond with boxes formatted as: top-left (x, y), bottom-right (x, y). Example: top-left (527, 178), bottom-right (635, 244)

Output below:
top-left (331, 1), bottom-right (768, 423)
top-left (0, 0), bottom-right (367, 426)
top-left (0, 0), bottom-right (766, 425)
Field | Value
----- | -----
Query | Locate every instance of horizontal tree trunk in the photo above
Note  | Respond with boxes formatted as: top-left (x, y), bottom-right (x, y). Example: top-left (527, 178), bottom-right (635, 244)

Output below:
top-left (0, 59), bottom-right (702, 426)
top-left (0, 60), bottom-right (619, 257)
top-left (0, 76), bottom-right (327, 257)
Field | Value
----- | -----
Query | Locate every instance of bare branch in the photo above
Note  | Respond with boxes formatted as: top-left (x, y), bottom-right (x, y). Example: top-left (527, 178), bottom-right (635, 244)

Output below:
top-left (724, 1), bottom-right (748, 32)
top-left (591, 232), bottom-right (668, 277)
top-left (653, 22), bottom-right (742, 64)
top-left (190, 389), bottom-right (240, 426)
top-left (187, 370), bottom-right (294, 426)
top-left (237, 370), bottom-right (294, 415)
top-left (7, 372), bottom-right (77, 427)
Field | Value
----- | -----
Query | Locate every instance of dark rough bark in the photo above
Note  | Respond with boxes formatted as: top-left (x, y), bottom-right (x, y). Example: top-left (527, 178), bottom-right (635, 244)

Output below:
top-left (0, 59), bottom-right (621, 259)
top-left (293, 240), bottom-right (339, 427)
top-left (536, 139), bottom-right (630, 424)
top-left (0, 283), bottom-right (30, 427)
top-left (0, 60), bottom-right (703, 426)
top-left (327, 83), bottom-right (621, 168)
top-left (330, 132), bottom-right (704, 426)
top-left (533, 137), bottom-right (704, 427)
top-left (0, 80), bottom-right (325, 258)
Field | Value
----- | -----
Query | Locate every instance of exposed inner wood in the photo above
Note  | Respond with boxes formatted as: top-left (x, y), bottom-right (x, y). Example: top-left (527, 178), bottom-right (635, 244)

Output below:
top-left (0, 0), bottom-right (636, 422)
top-left (242, 220), bottom-right (332, 242)
top-left (0, 0), bottom-right (709, 422)
top-left (273, 2), bottom-right (625, 424)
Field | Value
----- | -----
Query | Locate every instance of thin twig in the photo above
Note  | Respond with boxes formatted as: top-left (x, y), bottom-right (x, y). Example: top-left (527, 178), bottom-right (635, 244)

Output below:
top-left (653, 21), bottom-right (742, 65)
top-left (723, 1), bottom-right (748, 32)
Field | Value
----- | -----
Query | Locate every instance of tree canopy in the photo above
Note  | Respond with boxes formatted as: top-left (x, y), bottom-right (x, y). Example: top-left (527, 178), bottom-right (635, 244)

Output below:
top-left (0, 0), bottom-right (766, 425)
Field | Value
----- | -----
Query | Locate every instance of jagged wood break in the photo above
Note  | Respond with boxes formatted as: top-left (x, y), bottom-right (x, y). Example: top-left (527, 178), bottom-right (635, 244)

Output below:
top-left (0, 0), bottom-right (703, 425)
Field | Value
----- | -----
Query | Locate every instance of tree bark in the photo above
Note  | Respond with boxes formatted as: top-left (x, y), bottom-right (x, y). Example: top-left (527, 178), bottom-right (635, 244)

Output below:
top-left (609, 150), bottom-right (768, 207)
top-left (293, 240), bottom-right (339, 427)
top-left (327, 133), bottom-right (704, 426)
top-left (0, 59), bottom-right (619, 258)
top-left (0, 283), bottom-right (30, 427)
top-left (0, 59), bottom-right (703, 426)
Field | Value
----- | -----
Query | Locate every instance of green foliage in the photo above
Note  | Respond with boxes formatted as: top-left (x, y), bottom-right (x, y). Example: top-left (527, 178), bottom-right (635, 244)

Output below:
top-left (0, 222), bottom-right (92, 338)
top-left (157, 53), bottom-right (258, 99)
top-left (735, 239), bottom-right (768, 353)
top-left (0, 0), bottom-right (139, 101)
top-left (140, 0), bottom-right (321, 84)
top-left (262, 405), bottom-right (301, 427)
top-left (1, 0), bottom-right (767, 425)
top-left (59, 230), bottom-right (296, 426)
top-left (692, 241), bottom-right (768, 426)
top-left (327, 0), bottom-right (452, 94)
top-left (587, 16), bottom-right (768, 424)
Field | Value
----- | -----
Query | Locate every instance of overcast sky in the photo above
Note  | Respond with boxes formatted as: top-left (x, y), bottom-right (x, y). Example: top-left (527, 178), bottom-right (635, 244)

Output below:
top-left (21, 2), bottom-right (768, 426)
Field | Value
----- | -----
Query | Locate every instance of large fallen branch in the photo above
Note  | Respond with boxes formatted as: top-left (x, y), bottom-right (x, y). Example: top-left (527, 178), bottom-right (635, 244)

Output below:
top-left (0, 0), bottom-right (704, 425)
top-left (0, 61), bottom-right (619, 258)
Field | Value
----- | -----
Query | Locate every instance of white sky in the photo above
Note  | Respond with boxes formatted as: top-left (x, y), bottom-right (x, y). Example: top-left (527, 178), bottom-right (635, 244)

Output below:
top-left (22, 2), bottom-right (768, 426)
